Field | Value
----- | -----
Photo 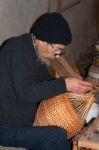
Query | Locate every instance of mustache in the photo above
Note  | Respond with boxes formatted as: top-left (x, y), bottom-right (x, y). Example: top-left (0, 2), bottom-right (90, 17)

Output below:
top-left (54, 51), bottom-right (65, 56)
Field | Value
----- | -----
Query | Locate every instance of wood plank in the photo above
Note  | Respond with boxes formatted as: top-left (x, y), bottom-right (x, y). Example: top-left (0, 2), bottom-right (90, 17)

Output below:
top-left (78, 118), bottom-right (99, 150)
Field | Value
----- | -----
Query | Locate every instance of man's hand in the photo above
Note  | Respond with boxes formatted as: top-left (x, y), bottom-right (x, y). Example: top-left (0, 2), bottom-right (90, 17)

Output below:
top-left (65, 77), bottom-right (93, 93)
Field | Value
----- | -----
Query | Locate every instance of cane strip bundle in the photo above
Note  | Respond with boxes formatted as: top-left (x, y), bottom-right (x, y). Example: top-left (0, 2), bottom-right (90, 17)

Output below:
top-left (33, 92), bottom-right (95, 138)
top-left (86, 64), bottom-right (99, 92)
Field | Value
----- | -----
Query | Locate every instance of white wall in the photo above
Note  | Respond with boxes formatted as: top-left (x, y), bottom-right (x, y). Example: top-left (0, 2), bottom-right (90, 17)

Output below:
top-left (0, 0), bottom-right (49, 45)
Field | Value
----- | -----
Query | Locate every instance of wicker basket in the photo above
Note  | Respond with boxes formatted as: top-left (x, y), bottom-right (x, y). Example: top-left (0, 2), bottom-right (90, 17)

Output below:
top-left (33, 92), bottom-right (95, 138)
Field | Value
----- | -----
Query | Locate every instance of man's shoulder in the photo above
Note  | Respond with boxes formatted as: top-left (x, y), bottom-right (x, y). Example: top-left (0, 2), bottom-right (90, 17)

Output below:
top-left (1, 33), bottom-right (31, 48)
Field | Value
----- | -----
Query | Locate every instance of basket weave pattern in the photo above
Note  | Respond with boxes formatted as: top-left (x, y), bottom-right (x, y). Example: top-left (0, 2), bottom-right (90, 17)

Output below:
top-left (0, 146), bottom-right (26, 150)
top-left (33, 92), bottom-right (94, 138)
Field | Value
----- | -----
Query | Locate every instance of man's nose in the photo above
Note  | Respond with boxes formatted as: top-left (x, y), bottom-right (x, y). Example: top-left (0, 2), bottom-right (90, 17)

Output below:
top-left (55, 49), bottom-right (61, 55)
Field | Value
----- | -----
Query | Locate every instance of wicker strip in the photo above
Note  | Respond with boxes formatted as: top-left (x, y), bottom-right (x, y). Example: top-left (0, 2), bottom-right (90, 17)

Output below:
top-left (0, 146), bottom-right (26, 150)
top-left (33, 92), bottom-right (95, 138)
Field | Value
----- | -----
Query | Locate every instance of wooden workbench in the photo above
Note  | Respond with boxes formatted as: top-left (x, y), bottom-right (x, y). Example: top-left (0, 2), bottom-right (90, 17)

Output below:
top-left (72, 118), bottom-right (99, 150)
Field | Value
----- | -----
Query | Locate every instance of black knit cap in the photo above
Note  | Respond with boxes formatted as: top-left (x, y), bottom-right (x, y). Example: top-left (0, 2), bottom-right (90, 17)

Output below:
top-left (32, 12), bottom-right (72, 45)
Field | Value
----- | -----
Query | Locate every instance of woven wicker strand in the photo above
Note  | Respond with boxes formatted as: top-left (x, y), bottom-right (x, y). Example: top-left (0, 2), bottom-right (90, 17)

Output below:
top-left (33, 92), bottom-right (95, 138)
top-left (0, 146), bottom-right (27, 150)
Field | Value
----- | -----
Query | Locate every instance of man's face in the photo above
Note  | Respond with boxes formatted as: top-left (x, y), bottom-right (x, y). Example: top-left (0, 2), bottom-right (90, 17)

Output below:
top-left (36, 39), bottom-right (66, 62)
top-left (48, 43), bottom-right (66, 59)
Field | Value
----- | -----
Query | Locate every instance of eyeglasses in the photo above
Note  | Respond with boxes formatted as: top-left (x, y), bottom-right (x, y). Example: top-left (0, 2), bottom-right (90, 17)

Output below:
top-left (50, 44), bottom-right (66, 56)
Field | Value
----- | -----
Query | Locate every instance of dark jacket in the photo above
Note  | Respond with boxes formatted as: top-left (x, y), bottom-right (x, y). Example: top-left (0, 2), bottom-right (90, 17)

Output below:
top-left (0, 34), bottom-right (66, 126)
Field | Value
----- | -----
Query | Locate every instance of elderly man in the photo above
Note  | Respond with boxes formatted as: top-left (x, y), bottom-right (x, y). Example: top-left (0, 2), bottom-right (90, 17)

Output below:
top-left (0, 12), bottom-right (92, 150)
